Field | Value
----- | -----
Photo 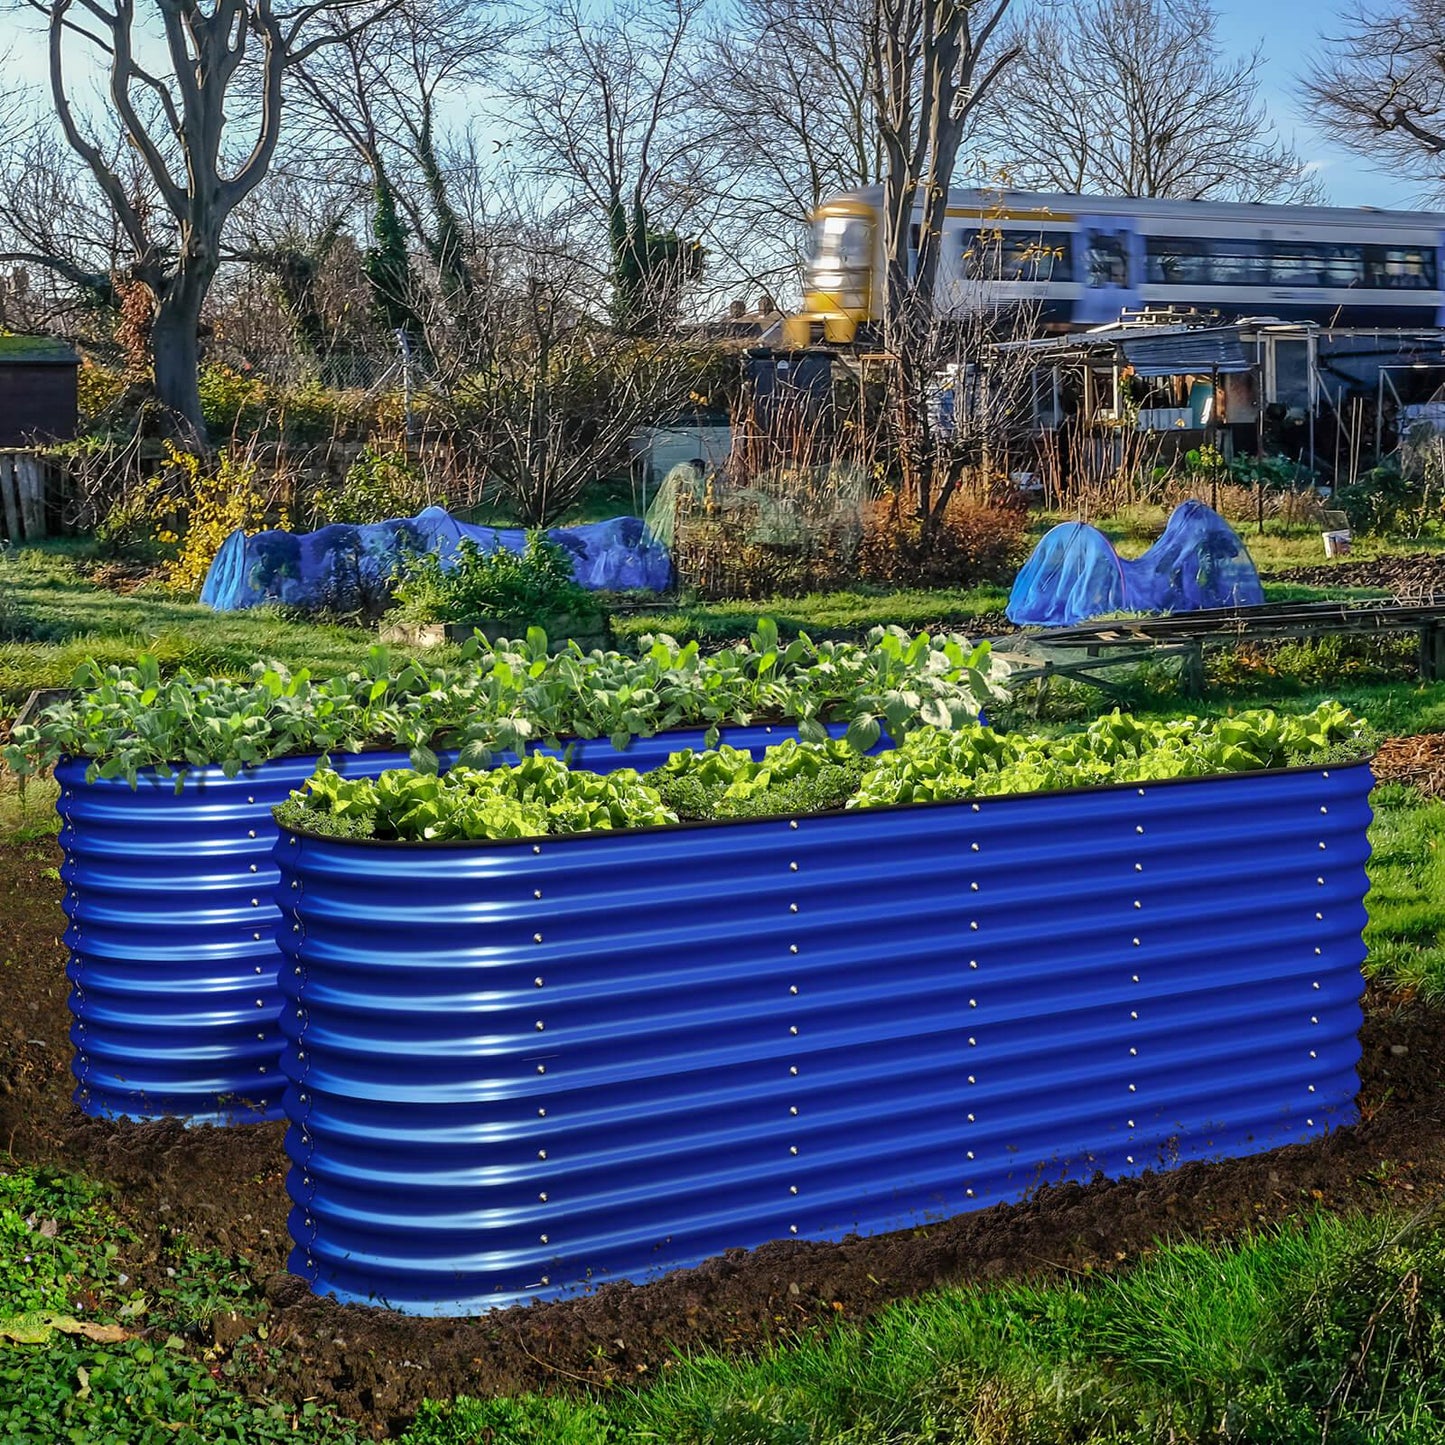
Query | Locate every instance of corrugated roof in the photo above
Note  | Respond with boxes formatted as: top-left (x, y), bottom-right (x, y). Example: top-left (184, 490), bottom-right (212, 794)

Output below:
top-left (1120, 329), bottom-right (1252, 376)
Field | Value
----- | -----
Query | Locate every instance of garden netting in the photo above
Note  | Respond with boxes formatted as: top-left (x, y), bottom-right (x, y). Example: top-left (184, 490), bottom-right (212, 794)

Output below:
top-left (1006, 500), bottom-right (1263, 627)
top-left (200, 506), bottom-right (674, 613)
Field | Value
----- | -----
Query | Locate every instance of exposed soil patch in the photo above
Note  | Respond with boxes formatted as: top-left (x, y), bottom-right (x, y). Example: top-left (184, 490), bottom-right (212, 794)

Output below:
top-left (1265, 553), bottom-right (1445, 598)
top-left (3, 831), bottom-right (1445, 1438)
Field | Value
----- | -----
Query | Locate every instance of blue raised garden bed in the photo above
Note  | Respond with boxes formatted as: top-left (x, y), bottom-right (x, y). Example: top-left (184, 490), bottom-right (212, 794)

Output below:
top-left (54, 723), bottom-right (852, 1123)
top-left (274, 760), bottom-right (1373, 1314)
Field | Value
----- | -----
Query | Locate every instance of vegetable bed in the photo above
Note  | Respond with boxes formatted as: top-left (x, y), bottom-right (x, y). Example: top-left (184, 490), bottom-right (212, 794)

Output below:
top-left (273, 706), bottom-right (1374, 1314)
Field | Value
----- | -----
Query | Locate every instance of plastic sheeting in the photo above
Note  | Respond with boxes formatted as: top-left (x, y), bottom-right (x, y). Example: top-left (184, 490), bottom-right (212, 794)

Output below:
top-left (1007, 500), bottom-right (1263, 627)
top-left (200, 505), bottom-right (673, 613)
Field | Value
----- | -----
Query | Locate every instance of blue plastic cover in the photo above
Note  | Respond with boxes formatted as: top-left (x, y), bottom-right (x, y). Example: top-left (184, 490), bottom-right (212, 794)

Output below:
top-left (1007, 501), bottom-right (1263, 627)
top-left (200, 506), bottom-right (673, 612)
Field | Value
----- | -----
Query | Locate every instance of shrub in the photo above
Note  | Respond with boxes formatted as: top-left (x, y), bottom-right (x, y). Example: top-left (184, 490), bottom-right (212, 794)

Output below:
top-left (157, 444), bottom-right (283, 593)
top-left (312, 446), bottom-right (432, 525)
top-left (390, 532), bottom-right (601, 625)
top-left (854, 494), bottom-right (1029, 588)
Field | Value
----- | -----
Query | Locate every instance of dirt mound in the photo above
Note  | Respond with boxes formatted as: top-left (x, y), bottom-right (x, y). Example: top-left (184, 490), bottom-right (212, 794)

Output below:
top-left (3, 834), bottom-right (1444, 1438)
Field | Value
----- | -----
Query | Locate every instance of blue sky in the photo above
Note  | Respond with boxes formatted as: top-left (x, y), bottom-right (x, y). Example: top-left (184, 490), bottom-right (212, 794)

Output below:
top-left (0, 0), bottom-right (1429, 211)
top-left (1212, 0), bottom-right (1424, 208)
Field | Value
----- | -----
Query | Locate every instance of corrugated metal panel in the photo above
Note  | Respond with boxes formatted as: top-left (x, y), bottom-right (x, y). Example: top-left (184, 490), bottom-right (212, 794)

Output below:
top-left (56, 750), bottom-right (413, 1123)
top-left (54, 723), bottom-right (836, 1123)
top-left (276, 761), bottom-right (1373, 1315)
top-left (1120, 331), bottom-right (1252, 376)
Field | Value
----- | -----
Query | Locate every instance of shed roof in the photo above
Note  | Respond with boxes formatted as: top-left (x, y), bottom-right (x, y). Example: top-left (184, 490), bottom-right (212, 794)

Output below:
top-left (0, 334), bottom-right (80, 366)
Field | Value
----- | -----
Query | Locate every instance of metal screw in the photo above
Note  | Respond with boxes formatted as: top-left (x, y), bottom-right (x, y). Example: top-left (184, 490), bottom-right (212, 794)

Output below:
top-left (538, 1108), bottom-right (546, 1117)
top-left (790, 1225), bottom-right (799, 1234)
top-left (534, 889), bottom-right (543, 899)
top-left (1312, 981), bottom-right (1321, 990)
top-left (789, 1026), bottom-right (798, 1035)
top-left (970, 882), bottom-right (979, 892)
top-left (789, 944), bottom-right (799, 954)
top-left (1132, 974), bottom-right (1139, 982)
top-left (534, 933), bottom-right (544, 943)
top-left (540, 1234), bottom-right (549, 1244)
top-left (971, 842), bottom-right (979, 852)
top-left (1311, 1016), bottom-right (1318, 1024)
top-left (967, 1112), bottom-right (975, 1122)
top-left (1136, 825), bottom-right (1145, 834)
top-left (1317, 877), bottom-right (1325, 886)
top-left (1308, 1084), bottom-right (1316, 1093)
top-left (248, 830), bottom-right (256, 839)
top-left (789, 985), bottom-right (798, 995)
top-left (969, 998), bottom-right (977, 1007)
top-left (1127, 1154), bottom-right (1134, 1164)
top-left (966, 1150), bottom-right (974, 1160)
top-left (250, 864), bottom-right (258, 873)
top-left (789, 903), bottom-right (798, 913)
top-left (1128, 1084), bottom-right (1136, 1092)
top-left (535, 977), bottom-right (544, 987)
top-left (1320, 806), bottom-right (1328, 815)
top-left (967, 1075), bottom-right (975, 1084)
top-left (969, 920), bottom-right (978, 930)
top-left (969, 960), bottom-right (978, 969)
top-left (789, 1146), bottom-right (798, 1155)
top-left (533, 845), bottom-right (541, 854)
top-left (789, 1065), bottom-right (798, 1075)
top-left (1309, 1050), bottom-right (1316, 1058)
top-left (968, 1037), bottom-right (976, 1046)
top-left (789, 820), bottom-right (798, 830)
top-left (247, 796), bottom-right (255, 804)
top-left (789, 1185), bottom-right (798, 1195)
top-left (1127, 1119), bottom-right (1134, 1128)
top-left (966, 1188), bottom-right (975, 1197)
top-left (537, 1150), bottom-right (547, 1160)
top-left (537, 1064), bottom-right (546, 1074)
top-left (535, 1020), bottom-right (545, 1031)
top-left (789, 861), bottom-right (798, 871)
top-left (1319, 841), bottom-right (1326, 850)
top-left (1129, 1047), bottom-right (1137, 1056)
top-left (538, 1192), bottom-right (548, 1202)
top-left (789, 1106), bottom-right (798, 1115)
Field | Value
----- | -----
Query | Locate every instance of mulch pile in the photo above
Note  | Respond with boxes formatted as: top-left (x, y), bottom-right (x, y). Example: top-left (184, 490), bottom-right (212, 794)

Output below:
top-left (1373, 733), bottom-right (1445, 797)
top-left (2, 760), bottom-right (1444, 1436)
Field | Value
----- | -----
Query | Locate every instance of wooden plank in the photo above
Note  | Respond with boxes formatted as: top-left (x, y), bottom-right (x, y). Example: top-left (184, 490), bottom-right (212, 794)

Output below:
top-left (17, 455), bottom-right (45, 539)
top-left (0, 454), bottom-right (19, 543)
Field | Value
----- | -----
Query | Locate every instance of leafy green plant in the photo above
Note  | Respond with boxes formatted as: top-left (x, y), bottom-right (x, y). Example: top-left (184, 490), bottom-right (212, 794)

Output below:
top-left (645, 737), bottom-right (867, 820)
top-left (850, 702), bottom-right (1371, 809)
top-left (275, 753), bottom-right (675, 841)
top-left (390, 532), bottom-right (600, 626)
top-left (5, 623), bottom-right (1010, 785)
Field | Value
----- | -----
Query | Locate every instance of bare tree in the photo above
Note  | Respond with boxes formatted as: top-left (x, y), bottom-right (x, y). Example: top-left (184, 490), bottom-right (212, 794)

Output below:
top-left (698, 0), bottom-right (880, 295)
top-left (980, 0), bottom-right (1324, 203)
top-left (10, 0), bottom-right (395, 439)
top-left (286, 0), bottom-right (509, 335)
top-left (434, 220), bottom-right (709, 526)
top-left (1303, 0), bottom-right (1445, 196)
top-left (503, 0), bottom-right (716, 334)
top-left (866, 0), bottom-right (1019, 529)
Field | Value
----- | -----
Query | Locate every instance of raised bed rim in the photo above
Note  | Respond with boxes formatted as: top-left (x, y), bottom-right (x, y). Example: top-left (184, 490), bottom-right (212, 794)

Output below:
top-left (271, 753), bottom-right (1377, 850)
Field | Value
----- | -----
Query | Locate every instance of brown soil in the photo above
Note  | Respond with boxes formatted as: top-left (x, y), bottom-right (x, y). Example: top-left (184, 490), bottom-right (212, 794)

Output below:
top-left (1265, 552), bottom-right (1445, 598)
top-left (4, 834), bottom-right (1445, 1439)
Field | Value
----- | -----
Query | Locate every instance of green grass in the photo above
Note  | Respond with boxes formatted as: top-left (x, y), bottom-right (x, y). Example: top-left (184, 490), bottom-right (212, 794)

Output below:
top-left (1363, 782), bottom-right (1445, 1000)
top-left (609, 585), bottom-right (1011, 646)
top-left (0, 545), bottom-right (433, 709)
top-left (401, 1211), bottom-right (1445, 1444)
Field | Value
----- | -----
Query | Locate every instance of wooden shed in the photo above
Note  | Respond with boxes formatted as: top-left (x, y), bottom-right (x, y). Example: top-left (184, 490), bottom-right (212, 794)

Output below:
top-left (0, 334), bottom-right (79, 446)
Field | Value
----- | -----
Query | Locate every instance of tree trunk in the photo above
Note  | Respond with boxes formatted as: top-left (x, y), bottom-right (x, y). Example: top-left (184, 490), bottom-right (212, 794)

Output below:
top-left (151, 272), bottom-right (210, 444)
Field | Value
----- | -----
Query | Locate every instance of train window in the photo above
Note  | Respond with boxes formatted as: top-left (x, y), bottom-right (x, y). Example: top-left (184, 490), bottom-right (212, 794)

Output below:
top-left (1084, 231), bottom-right (1129, 287)
top-left (1364, 246), bottom-right (1436, 289)
top-left (1146, 236), bottom-right (1373, 288)
top-left (811, 215), bottom-right (871, 268)
top-left (1266, 243), bottom-right (1365, 287)
top-left (961, 229), bottom-right (1072, 281)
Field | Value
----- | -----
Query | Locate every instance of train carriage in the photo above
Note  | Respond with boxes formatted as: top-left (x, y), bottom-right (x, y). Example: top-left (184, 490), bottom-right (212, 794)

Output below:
top-left (784, 187), bottom-right (1445, 346)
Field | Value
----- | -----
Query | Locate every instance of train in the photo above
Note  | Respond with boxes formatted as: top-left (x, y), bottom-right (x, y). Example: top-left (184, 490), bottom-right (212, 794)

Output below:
top-left (780, 186), bottom-right (1445, 346)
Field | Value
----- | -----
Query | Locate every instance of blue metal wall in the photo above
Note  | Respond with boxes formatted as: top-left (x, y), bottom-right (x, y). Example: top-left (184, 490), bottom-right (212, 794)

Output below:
top-left (54, 722), bottom-right (831, 1122)
top-left (276, 761), bottom-right (1373, 1315)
